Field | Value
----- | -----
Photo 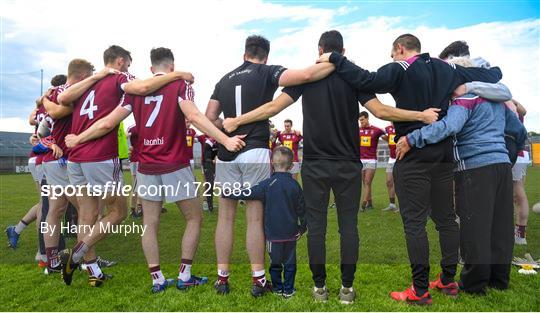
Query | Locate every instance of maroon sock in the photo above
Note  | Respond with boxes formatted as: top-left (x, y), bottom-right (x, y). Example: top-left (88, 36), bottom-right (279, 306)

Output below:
top-left (218, 274), bottom-right (229, 283)
top-left (516, 224), bottom-right (527, 237)
top-left (389, 197), bottom-right (396, 204)
top-left (45, 247), bottom-right (59, 268)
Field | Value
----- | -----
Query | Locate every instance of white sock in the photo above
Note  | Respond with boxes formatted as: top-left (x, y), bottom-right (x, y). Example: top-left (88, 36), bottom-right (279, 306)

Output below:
top-left (151, 268), bottom-right (166, 285)
top-left (86, 261), bottom-right (103, 278)
top-left (178, 262), bottom-right (192, 282)
top-left (252, 269), bottom-right (265, 277)
top-left (14, 221), bottom-right (27, 234)
top-left (72, 242), bottom-right (90, 263)
top-left (341, 285), bottom-right (353, 291)
top-left (218, 269), bottom-right (229, 277)
top-left (252, 269), bottom-right (266, 285)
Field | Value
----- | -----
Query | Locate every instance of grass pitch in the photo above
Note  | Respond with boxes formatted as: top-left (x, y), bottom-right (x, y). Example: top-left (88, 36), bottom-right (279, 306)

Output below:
top-left (0, 168), bottom-right (539, 311)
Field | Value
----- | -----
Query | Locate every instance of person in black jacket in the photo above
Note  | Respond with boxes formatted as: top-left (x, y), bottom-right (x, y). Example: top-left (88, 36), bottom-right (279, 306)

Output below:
top-left (318, 33), bottom-right (503, 305)
top-left (230, 146), bottom-right (306, 298)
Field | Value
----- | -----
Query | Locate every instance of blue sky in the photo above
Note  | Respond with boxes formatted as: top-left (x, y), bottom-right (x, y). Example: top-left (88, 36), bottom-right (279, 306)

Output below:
top-left (1, 0), bottom-right (539, 132)
top-left (286, 0), bottom-right (539, 27)
top-left (242, 0), bottom-right (540, 36)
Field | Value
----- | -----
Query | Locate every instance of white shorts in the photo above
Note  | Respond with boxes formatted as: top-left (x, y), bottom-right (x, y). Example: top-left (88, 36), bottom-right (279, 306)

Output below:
top-left (215, 148), bottom-right (271, 191)
top-left (137, 167), bottom-right (197, 203)
top-left (130, 161), bottom-right (138, 176)
top-left (35, 164), bottom-right (45, 184)
top-left (43, 159), bottom-right (70, 187)
top-left (290, 161), bottom-right (301, 174)
top-left (386, 158), bottom-right (396, 173)
top-left (28, 157), bottom-right (39, 182)
top-left (361, 159), bottom-right (377, 171)
top-left (67, 158), bottom-right (123, 193)
top-left (513, 151), bottom-right (530, 181)
top-left (512, 161), bottom-right (528, 182)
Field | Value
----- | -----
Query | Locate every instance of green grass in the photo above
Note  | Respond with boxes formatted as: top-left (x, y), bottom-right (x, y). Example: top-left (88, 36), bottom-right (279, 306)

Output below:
top-left (1, 168), bottom-right (539, 311)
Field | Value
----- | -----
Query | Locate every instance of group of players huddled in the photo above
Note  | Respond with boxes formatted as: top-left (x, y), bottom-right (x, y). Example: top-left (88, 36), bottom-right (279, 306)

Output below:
top-left (5, 29), bottom-right (532, 305)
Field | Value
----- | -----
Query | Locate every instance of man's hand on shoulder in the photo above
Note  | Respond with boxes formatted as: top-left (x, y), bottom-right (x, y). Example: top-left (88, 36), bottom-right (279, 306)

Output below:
top-left (173, 71), bottom-right (194, 84)
top-left (317, 52), bottom-right (332, 63)
top-left (94, 67), bottom-right (120, 80)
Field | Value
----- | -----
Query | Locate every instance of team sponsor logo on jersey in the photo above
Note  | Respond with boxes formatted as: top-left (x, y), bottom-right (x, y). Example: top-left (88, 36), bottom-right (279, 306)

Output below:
top-left (284, 140), bottom-right (293, 150)
top-left (228, 69), bottom-right (252, 79)
top-left (389, 134), bottom-right (396, 145)
top-left (144, 137), bottom-right (164, 146)
top-left (361, 136), bottom-right (371, 147)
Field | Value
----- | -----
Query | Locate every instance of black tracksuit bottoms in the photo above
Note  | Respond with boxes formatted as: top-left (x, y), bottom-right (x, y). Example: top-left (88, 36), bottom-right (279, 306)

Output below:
top-left (301, 159), bottom-right (363, 289)
top-left (455, 163), bottom-right (514, 295)
top-left (393, 138), bottom-right (459, 295)
top-left (267, 240), bottom-right (297, 294)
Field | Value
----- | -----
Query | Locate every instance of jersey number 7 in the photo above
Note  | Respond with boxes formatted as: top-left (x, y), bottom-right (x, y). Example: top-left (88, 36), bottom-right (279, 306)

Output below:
top-left (144, 95), bottom-right (164, 127)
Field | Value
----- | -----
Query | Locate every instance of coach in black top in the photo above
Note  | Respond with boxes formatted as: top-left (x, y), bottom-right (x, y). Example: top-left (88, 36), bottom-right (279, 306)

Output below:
top-left (222, 31), bottom-right (444, 304)
top-left (205, 35), bottom-right (334, 297)
top-left (319, 34), bottom-right (502, 304)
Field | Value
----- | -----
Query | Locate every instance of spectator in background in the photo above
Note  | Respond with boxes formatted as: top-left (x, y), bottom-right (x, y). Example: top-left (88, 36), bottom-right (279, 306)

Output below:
top-left (358, 111), bottom-right (384, 211)
top-left (276, 119), bottom-right (302, 180)
top-left (382, 122), bottom-right (398, 212)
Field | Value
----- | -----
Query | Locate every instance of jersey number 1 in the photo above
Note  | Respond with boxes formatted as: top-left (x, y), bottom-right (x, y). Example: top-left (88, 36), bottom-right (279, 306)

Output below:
top-left (144, 95), bottom-right (164, 127)
top-left (235, 85), bottom-right (242, 117)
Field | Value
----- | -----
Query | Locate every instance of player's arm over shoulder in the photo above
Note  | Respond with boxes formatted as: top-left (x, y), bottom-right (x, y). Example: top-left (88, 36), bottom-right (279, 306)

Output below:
top-left (278, 62), bottom-right (335, 87)
top-left (122, 71), bottom-right (193, 95)
top-left (43, 96), bottom-right (72, 119)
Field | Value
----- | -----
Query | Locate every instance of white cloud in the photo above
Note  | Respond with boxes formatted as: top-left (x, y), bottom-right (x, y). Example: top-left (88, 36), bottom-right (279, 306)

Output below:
top-left (268, 18), bottom-right (540, 132)
top-left (0, 117), bottom-right (34, 133)
top-left (1, 0), bottom-right (538, 133)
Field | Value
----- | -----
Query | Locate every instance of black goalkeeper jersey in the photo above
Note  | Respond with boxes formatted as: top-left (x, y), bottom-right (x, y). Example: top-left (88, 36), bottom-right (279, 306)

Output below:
top-left (211, 61), bottom-right (286, 161)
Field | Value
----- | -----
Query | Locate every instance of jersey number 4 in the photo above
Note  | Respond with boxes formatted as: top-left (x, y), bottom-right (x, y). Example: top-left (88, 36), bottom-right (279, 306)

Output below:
top-left (144, 95), bottom-right (164, 127)
top-left (80, 90), bottom-right (98, 120)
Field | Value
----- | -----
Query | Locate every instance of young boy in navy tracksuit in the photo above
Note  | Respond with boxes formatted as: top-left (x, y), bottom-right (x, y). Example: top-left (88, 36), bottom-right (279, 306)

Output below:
top-left (231, 146), bottom-right (306, 298)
